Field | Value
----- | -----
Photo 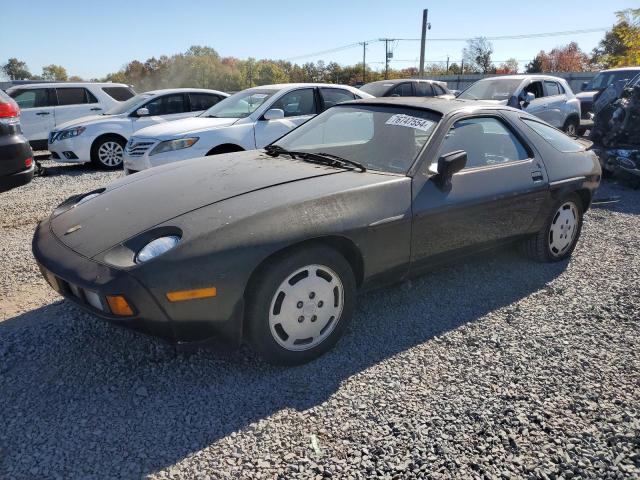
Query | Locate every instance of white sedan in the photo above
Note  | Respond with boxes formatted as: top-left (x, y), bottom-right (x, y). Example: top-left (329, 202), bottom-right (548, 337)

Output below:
top-left (47, 88), bottom-right (228, 169)
top-left (123, 83), bottom-right (372, 174)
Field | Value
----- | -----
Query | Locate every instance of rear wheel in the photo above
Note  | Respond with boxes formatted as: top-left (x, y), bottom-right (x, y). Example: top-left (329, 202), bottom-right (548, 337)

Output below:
top-left (519, 194), bottom-right (583, 262)
top-left (246, 245), bottom-right (356, 365)
top-left (91, 135), bottom-right (125, 170)
top-left (563, 117), bottom-right (579, 137)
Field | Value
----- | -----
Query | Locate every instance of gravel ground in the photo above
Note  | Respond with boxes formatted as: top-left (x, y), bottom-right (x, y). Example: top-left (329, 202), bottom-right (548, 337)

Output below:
top-left (0, 160), bottom-right (639, 479)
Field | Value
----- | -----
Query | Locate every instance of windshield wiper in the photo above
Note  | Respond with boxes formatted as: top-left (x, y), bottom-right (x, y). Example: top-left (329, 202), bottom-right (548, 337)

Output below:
top-left (264, 146), bottom-right (366, 172)
top-left (264, 145), bottom-right (297, 158)
top-left (305, 152), bottom-right (366, 172)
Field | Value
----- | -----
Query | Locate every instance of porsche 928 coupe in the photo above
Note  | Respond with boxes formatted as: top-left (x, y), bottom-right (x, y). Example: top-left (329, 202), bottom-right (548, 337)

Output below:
top-left (33, 98), bottom-right (601, 364)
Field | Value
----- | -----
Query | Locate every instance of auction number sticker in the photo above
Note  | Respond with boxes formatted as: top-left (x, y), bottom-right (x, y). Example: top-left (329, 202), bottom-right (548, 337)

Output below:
top-left (385, 114), bottom-right (435, 132)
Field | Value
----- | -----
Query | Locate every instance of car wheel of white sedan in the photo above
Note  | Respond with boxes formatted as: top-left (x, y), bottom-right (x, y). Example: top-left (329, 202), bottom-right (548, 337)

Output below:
top-left (91, 136), bottom-right (125, 170)
top-left (247, 245), bottom-right (356, 365)
top-left (520, 193), bottom-right (584, 262)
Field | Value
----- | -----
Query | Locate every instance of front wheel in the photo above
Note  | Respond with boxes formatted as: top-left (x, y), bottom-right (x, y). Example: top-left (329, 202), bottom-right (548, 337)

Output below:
top-left (519, 194), bottom-right (584, 262)
top-left (246, 245), bottom-right (356, 365)
top-left (91, 136), bottom-right (125, 170)
top-left (563, 117), bottom-right (579, 137)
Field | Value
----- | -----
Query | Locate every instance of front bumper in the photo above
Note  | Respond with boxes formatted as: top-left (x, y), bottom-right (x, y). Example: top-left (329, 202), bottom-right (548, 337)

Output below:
top-left (48, 135), bottom-right (93, 163)
top-left (123, 141), bottom-right (208, 175)
top-left (32, 217), bottom-right (244, 344)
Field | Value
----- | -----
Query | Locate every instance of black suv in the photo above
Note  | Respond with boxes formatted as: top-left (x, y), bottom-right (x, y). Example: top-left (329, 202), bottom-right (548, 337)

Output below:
top-left (0, 89), bottom-right (34, 193)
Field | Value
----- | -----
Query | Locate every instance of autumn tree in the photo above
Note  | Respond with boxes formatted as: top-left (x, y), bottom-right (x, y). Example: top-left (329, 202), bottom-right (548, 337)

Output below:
top-left (496, 58), bottom-right (519, 74)
top-left (42, 64), bottom-right (68, 81)
top-left (2, 58), bottom-right (31, 80)
top-left (462, 37), bottom-right (495, 73)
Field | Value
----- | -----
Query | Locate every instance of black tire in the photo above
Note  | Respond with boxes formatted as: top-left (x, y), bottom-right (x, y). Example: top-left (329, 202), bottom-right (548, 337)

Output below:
top-left (562, 117), bottom-right (579, 137)
top-left (91, 135), bottom-right (126, 170)
top-left (246, 245), bottom-right (356, 365)
top-left (519, 193), bottom-right (584, 263)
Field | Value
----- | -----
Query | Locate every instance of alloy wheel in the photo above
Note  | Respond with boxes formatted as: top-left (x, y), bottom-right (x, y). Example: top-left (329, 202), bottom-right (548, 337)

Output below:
top-left (98, 141), bottom-right (124, 167)
top-left (268, 264), bottom-right (344, 351)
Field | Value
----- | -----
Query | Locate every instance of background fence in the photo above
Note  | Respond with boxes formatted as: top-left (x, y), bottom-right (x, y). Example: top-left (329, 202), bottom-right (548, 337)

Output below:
top-left (433, 72), bottom-right (597, 93)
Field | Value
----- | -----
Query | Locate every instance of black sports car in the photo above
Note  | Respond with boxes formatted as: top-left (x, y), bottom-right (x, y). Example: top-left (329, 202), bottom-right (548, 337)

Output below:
top-left (33, 98), bottom-right (601, 365)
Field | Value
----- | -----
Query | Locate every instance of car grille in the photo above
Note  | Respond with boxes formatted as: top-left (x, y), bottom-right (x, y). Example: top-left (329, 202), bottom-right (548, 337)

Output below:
top-left (125, 138), bottom-right (155, 157)
top-left (39, 265), bottom-right (109, 313)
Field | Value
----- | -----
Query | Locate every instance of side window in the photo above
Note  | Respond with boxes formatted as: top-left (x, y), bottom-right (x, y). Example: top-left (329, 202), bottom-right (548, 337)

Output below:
top-left (271, 88), bottom-right (317, 117)
top-left (433, 84), bottom-right (447, 95)
top-left (9, 89), bottom-right (50, 108)
top-left (437, 117), bottom-right (530, 169)
top-left (389, 83), bottom-right (413, 97)
top-left (189, 93), bottom-right (222, 112)
top-left (557, 83), bottom-right (566, 94)
top-left (319, 88), bottom-right (356, 110)
top-left (524, 81), bottom-right (545, 99)
top-left (56, 88), bottom-right (90, 106)
top-left (144, 94), bottom-right (187, 116)
top-left (86, 89), bottom-right (98, 103)
top-left (414, 82), bottom-right (434, 97)
top-left (522, 118), bottom-right (584, 152)
top-left (544, 81), bottom-right (561, 96)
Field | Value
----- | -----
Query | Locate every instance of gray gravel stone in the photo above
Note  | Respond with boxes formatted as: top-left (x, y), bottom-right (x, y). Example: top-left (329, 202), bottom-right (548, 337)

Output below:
top-left (0, 162), bottom-right (639, 479)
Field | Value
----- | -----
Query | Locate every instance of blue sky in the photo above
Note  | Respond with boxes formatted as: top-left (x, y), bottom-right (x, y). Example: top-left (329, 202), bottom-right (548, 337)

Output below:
top-left (0, 0), bottom-right (635, 79)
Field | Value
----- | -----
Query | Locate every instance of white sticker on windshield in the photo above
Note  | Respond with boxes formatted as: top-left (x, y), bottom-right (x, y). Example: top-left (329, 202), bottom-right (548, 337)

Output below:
top-left (385, 114), bottom-right (436, 132)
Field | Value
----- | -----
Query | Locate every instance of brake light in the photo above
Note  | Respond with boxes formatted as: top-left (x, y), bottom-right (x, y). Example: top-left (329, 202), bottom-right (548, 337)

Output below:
top-left (25, 157), bottom-right (33, 168)
top-left (0, 99), bottom-right (19, 118)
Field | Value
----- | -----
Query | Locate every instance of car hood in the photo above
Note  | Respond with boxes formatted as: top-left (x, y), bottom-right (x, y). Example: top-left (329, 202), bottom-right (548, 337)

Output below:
top-left (56, 113), bottom-right (126, 130)
top-left (134, 116), bottom-right (240, 139)
top-left (50, 150), bottom-right (347, 258)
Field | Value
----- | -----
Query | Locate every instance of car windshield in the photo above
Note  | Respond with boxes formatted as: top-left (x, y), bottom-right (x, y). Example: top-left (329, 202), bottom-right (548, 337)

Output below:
top-left (273, 104), bottom-right (441, 174)
top-left (458, 79), bottom-right (522, 101)
top-left (586, 71), bottom-right (638, 90)
top-left (104, 93), bottom-right (154, 115)
top-left (360, 82), bottom-right (395, 97)
top-left (201, 89), bottom-right (277, 118)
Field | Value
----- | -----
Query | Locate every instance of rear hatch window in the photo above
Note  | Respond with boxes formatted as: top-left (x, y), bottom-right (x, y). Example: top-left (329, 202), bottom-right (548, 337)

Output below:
top-left (102, 86), bottom-right (136, 102)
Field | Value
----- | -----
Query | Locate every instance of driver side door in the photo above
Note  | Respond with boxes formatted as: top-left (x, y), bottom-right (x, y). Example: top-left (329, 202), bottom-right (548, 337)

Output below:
top-left (521, 81), bottom-right (554, 124)
top-left (131, 93), bottom-right (191, 133)
top-left (253, 88), bottom-right (318, 148)
top-left (410, 114), bottom-right (549, 268)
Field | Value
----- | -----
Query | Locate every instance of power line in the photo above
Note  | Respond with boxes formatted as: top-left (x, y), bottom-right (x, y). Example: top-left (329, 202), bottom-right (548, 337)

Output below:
top-left (284, 28), bottom-right (608, 61)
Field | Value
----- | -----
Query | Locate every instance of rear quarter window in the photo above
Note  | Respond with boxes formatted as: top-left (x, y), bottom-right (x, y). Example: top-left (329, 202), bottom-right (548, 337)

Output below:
top-left (102, 86), bottom-right (136, 101)
top-left (522, 118), bottom-right (584, 153)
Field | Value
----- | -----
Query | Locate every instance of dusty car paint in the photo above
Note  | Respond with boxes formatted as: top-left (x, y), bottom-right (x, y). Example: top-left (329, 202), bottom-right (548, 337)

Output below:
top-left (33, 98), bottom-right (601, 346)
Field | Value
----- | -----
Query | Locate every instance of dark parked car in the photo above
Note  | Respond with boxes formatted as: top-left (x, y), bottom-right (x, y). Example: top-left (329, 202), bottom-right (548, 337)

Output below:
top-left (360, 78), bottom-right (454, 99)
top-left (0, 90), bottom-right (34, 193)
top-left (33, 98), bottom-right (600, 364)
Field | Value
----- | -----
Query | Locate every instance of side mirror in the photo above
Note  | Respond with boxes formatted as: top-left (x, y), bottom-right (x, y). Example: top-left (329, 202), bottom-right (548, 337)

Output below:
top-left (136, 107), bottom-right (149, 117)
top-left (263, 108), bottom-right (285, 120)
top-left (520, 92), bottom-right (535, 108)
top-left (430, 150), bottom-right (467, 190)
top-left (581, 81), bottom-right (589, 91)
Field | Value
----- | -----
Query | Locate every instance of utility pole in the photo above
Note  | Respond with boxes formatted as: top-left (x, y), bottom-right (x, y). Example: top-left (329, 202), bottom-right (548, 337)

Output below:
top-left (384, 39), bottom-right (390, 79)
top-left (360, 42), bottom-right (367, 84)
top-left (418, 9), bottom-right (429, 78)
top-left (446, 55), bottom-right (450, 72)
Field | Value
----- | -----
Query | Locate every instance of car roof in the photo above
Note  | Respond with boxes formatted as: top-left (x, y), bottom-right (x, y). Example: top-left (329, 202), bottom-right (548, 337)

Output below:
top-left (363, 78), bottom-right (443, 86)
top-left (343, 96), bottom-right (516, 116)
top-left (477, 74), bottom-right (567, 82)
top-left (244, 83), bottom-right (361, 91)
top-left (7, 82), bottom-right (130, 89)
top-left (141, 88), bottom-right (229, 96)
top-left (600, 67), bottom-right (640, 72)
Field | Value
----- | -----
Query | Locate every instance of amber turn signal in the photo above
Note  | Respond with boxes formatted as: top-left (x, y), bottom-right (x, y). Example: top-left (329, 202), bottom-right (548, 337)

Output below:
top-left (166, 287), bottom-right (217, 302)
top-left (106, 295), bottom-right (135, 316)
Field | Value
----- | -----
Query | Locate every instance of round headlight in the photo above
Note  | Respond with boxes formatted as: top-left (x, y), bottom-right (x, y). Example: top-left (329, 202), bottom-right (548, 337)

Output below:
top-left (136, 236), bottom-right (181, 264)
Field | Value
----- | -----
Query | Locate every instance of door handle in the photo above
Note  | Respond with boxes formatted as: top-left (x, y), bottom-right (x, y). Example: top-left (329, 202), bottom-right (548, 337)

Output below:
top-left (36, 112), bottom-right (50, 116)
top-left (90, 107), bottom-right (102, 111)
top-left (531, 171), bottom-right (544, 182)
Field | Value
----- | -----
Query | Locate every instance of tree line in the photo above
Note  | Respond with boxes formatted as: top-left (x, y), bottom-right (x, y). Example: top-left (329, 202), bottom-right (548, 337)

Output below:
top-left (3, 8), bottom-right (637, 91)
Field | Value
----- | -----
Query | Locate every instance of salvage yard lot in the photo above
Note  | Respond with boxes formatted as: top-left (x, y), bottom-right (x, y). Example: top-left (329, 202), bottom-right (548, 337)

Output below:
top-left (1, 161), bottom-right (639, 479)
